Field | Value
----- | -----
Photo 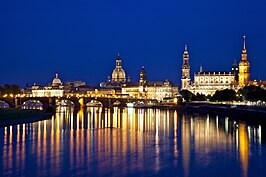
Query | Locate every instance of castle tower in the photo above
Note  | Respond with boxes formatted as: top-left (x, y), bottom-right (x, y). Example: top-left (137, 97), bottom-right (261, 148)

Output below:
top-left (181, 45), bottom-right (191, 90)
top-left (232, 59), bottom-right (239, 82)
top-left (139, 66), bottom-right (147, 86)
top-left (238, 36), bottom-right (250, 87)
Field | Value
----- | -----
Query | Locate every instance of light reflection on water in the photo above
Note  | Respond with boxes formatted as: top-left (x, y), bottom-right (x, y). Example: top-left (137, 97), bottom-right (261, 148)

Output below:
top-left (0, 107), bottom-right (265, 177)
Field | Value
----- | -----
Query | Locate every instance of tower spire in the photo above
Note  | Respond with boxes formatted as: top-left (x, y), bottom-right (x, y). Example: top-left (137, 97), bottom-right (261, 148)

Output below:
top-left (238, 35), bottom-right (250, 87)
top-left (243, 35), bottom-right (246, 50)
top-left (181, 44), bottom-right (191, 90)
top-left (242, 35), bottom-right (247, 54)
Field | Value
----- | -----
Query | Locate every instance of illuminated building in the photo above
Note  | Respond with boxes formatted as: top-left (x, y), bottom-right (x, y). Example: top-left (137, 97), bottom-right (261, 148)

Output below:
top-left (179, 36), bottom-right (262, 95)
top-left (139, 66), bottom-right (147, 86)
top-left (238, 36), bottom-right (250, 87)
top-left (180, 43), bottom-right (236, 96)
top-left (110, 53), bottom-right (127, 83)
top-left (87, 88), bottom-right (116, 96)
top-left (32, 74), bottom-right (64, 97)
top-left (191, 68), bottom-right (235, 96)
top-left (180, 36), bottom-right (255, 95)
top-left (102, 53), bottom-right (129, 90)
top-left (122, 67), bottom-right (179, 100)
top-left (181, 45), bottom-right (191, 90)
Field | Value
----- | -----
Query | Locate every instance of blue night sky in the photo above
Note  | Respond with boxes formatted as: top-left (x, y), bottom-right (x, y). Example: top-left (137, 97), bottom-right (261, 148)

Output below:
top-left (0, 0), bottom-right (266, 87)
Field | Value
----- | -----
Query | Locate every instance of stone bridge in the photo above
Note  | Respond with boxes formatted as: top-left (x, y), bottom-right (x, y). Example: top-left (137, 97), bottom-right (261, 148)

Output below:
top-left (0, 96), bottom-right (156, 110)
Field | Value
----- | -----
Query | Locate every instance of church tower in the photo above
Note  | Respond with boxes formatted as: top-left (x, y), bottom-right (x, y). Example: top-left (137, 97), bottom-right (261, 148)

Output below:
top-left (181, 45), bottom-right (191, 90)
top-left (139, 66), bottom-right (147, 86)
top-left (238, 36), bottom-right (250, 87)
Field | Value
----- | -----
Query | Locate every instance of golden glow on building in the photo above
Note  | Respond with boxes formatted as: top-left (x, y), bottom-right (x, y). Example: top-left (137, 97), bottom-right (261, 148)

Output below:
top-left (181, 44), bottom-right (191, 90)
top-left (31, 74), bottom-right (64, 97)
top-left (111, 53), bottom-right (126, 82)
top-left (192, 71), bottom-right (235, 96)
top-left (238, 36), bottom-right (250, 87)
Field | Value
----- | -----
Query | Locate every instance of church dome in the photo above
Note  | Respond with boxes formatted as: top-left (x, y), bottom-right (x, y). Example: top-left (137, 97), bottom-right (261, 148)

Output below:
top-left (239, 60), bottom-right (250, 66)
top-left (111, 54), bottom-right (126, 82)
top-left (112, 68), bottom-right (126, 82)
top-left (52, 73), bottom-right (62, 86)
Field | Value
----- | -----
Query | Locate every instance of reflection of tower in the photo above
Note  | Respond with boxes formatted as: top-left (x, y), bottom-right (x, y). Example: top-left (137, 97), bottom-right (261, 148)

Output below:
top-left (238, 123), bottom-right (249, 177)
top-left (181, 115), bottom-right (190, 177)
top-left (238, 36), bottom-right (250, 86)
top-left (139, 66), bottom-right (147, 86)
top-left (181, 45), bottom-right (191, 90)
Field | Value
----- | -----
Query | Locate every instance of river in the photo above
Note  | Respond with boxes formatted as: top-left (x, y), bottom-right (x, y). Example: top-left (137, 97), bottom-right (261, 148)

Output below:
top-left (0, 106), bottom-right (265, 177)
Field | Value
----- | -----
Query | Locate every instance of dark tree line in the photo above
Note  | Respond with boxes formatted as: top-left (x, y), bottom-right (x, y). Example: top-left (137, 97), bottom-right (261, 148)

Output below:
top-left (180, 86), bottom-right (266, 102)
top-left (210, 89), bottom-right (236, 102)
top-left (179, 90), bottom-right (210, 102)
top-left (238, 86), bottom-right (266, 101)
top-left (0, 84), bottom-right (21, 95)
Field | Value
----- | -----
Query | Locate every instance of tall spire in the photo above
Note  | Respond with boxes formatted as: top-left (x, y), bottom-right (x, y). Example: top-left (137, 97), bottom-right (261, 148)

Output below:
top-left (234, 59), bottom-right (237, 65)
top-left (242, 35), bottom-right (247, 54)
top-left (181, 44), bottom-right (191, 90)
top-left (238, 35), bottom-right (250, 87)
top-left (117, 52), bottom-right (120, 59)
top-left (243, 35), bottom-right (246, 50)
top-left (241, 35), bottom-right (248, 60)
top-left (200, 65), bottom-right (203, 72)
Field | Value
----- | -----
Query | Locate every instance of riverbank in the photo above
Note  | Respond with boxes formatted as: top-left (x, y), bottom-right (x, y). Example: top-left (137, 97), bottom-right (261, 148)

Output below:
top-left (183, 102), bottom-right (266, 123)
top-left (0, 108), bottom-right (53, 127)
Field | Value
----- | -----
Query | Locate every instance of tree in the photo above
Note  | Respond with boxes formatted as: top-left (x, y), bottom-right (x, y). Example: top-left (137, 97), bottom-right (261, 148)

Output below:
top-left (192, 93), bottom-right (208, 101)
top-left (237, 86), bottom-right (266, 101)
top-left (0, 84), bottom-right (21, 96)
top-left (210, 89), bottom-right (236, 102)
top-left (179, 90), bottom-right (196, 102)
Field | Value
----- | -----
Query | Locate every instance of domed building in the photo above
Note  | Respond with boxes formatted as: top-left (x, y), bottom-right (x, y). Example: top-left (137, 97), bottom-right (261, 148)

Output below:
top-left (122, 66), bottom-right (179, 100)
top-left (32, 73), bottom-right (64, 97)
top-left (52, 73), bottom-right (63, 87)
top-left (111, 53), bottom-right (126, 83)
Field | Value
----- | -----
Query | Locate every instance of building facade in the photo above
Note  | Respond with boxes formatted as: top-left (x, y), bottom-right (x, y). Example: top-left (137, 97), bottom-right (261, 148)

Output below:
top-left (180, 44), bottom-right (236, 96)
top-left (180, 36), bottom-right (253, 96)
top-left (191, 70), bottom-right (235, 96)
top-left (122, 67), bottom-right (179, 100)
top-left (32, 74), bottom-right (64, 97)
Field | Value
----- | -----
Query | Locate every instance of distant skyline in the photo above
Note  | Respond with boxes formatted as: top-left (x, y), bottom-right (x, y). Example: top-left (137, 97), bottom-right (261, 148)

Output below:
top-left (1, 0), bottom-right (266, 87)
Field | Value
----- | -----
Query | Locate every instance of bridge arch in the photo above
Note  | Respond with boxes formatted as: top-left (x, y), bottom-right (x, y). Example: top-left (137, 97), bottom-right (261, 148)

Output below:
top-left (56, 99), bottom-right (75, 107)
top-left (21, 100), bottom-right (44, 110)
top-left (0, 100), bottom-right (10, 108)
top-left (86, 100), bottom-right (103, 107)
top-left (0, 99), bottom-right (15, 108)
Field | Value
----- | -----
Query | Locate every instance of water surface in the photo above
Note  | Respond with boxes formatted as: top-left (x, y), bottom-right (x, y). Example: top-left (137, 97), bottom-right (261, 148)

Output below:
top-left (0, 107), bottom-right (265, 177)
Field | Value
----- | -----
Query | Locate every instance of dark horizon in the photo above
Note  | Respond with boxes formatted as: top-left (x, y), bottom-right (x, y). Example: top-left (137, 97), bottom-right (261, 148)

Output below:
top-left (1, 0), bottom-right (266, 87)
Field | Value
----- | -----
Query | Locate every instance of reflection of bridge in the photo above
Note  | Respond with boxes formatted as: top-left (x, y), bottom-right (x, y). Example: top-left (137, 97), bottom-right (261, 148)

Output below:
top-left (0, 96), bottom-right (156, 110)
